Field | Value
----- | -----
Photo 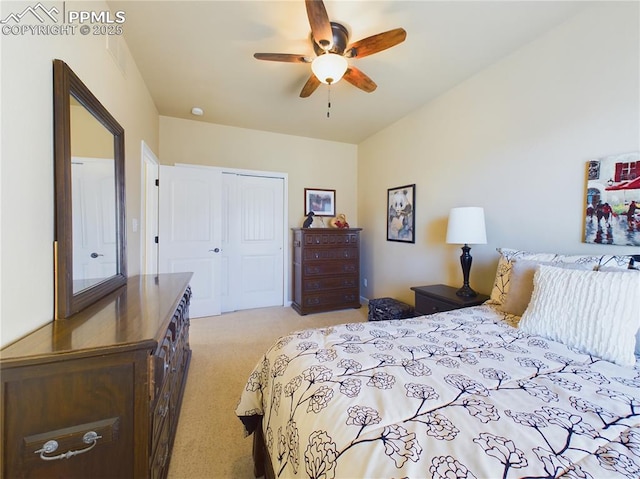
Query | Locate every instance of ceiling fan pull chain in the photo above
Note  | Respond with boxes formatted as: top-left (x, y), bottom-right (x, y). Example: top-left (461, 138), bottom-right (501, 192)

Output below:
top-left (327, 84), bottom-right (331, 118)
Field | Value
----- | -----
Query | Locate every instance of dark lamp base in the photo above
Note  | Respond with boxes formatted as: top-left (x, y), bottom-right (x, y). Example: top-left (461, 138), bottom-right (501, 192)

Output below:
top-left (456, 285), bottom-right (478, 298)
top-left (456, 244), bottom-right (477, 297)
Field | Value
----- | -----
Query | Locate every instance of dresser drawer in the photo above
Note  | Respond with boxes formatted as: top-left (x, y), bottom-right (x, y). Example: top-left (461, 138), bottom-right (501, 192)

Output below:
top-left (150, 411), bottom-right (170, 479)
top-left (302, 289), bottom-right (360, 308)
top-left (1, 355), bottom-right (138, 478)
top-left (415, 295), bottom-right (459, 315)
top-left (151, 383), bottom-right (170, 448)
top-left (150, 338), bottom-right (171, 403)
top-left (302, 232), bottom-right (359, 246)
top-left (303, 247), bottom-right (358, 261)
top-left (303, 261), bottom-right (358, 277)
top-left (302, 276), bottom-right (358, 292)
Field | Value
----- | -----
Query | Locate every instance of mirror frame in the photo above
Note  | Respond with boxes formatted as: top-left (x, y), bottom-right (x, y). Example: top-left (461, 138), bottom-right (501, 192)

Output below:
top-left (53, 59), bottom-right (127, 319)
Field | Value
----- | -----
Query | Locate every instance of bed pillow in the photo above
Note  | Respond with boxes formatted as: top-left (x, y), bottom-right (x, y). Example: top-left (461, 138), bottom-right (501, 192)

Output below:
top-left (488, 249), bottom-right (556, 305)
top-left (519, 265), bottom-right (640, 367)
top-left (498, 259), bottom-right (591, 316)
top-left (488, 248), bottom-right (635, 306)
top-left (594, 267), bottom-right (640, 356)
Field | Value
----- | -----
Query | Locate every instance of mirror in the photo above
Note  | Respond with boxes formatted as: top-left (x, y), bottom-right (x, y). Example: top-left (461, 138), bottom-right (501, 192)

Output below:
top-left (53, 59), bottom-right (126, 319)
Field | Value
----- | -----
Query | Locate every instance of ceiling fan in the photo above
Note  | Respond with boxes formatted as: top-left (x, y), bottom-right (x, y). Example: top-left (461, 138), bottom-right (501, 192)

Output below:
top-left (254, 0), bottom-right (407, 98)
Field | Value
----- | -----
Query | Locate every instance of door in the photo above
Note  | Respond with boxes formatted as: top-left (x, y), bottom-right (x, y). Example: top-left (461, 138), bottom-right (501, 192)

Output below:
top-left (159, 165), bottom-right (286, 317)
top-left (158, 165), bottom-right (222, 317)
top-left (71, 157), bottom-right (117, 288)
top-left (221, 174), bottom-right (284, 312)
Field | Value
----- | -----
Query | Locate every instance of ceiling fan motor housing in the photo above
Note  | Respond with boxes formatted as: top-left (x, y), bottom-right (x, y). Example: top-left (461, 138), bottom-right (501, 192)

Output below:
top-left (312, 22), bottom-right (349, 56)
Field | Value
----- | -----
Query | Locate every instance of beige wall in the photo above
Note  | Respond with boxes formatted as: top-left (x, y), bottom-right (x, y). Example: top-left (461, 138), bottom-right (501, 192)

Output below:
top-left (71, 103), bottom-right (114, 159)
top-left (1, 1), bottom-right (159, 346)
top-left (159, 116), bottom-right (358, 231)
top-left (358, 2), bottom-right (640, 306)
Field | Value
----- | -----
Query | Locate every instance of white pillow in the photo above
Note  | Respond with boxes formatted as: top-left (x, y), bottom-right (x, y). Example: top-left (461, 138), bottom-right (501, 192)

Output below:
top-left (498, 259), bottom-right (592, 317)
top-left (519, 265), bottom-right (640, 367)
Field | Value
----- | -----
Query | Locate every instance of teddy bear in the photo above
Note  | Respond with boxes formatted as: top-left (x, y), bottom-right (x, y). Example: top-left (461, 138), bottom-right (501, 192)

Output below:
top-left (329, 213), bottom-right (349, 228)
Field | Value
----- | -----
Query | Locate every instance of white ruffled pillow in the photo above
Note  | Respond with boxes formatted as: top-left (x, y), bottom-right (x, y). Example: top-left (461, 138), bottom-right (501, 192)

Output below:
top-left (519, 265), bottom-right (640, 367)
top-left (498, 259), bottom-right (592, 317)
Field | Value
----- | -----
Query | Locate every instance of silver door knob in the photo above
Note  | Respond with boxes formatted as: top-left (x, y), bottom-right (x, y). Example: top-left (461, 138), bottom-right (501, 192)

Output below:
top-left (90, 252), bottom-right (104, 258)
top-left (209, 248), bottom-right (221, 253)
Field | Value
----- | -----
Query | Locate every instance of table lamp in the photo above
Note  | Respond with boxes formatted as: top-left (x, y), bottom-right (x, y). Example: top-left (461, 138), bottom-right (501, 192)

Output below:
top-left (446, 207), bottom-right (487, 297)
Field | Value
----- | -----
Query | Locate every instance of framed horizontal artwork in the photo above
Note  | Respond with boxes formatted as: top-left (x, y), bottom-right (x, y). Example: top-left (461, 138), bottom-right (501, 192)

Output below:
top-left (584, 151), bottom-right (639, 246)
top-left (387, 184), bottom-right (415, 243)
top-left (304, 188), bottom-right (336, 217)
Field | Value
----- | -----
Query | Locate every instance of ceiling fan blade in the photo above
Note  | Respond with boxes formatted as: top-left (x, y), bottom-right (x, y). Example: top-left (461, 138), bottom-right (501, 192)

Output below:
top-left (305, 0), bottom-right (333, 51)
top-left (300, 75), bottom-right (321, 98)
top-left (345, 28), bottom-right (407, 59)
top-left (343, 67), bottom-right (377, 93)
top-left (254, 53), bottom-right (311, 63)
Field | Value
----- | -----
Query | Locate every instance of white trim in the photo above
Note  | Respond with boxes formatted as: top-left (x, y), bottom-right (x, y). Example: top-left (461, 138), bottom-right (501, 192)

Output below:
top-left (140, 141), bottom-right (159, 275)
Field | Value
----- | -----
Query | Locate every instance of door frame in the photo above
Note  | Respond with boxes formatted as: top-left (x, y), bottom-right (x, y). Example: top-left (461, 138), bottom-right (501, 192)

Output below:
top-left (174, 163), bottom-right (289, 308)
top-left (141, 141), bottom-right (159, 275)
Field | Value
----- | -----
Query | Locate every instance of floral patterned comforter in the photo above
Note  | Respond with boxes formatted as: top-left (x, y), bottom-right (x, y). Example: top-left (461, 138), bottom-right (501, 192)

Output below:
top-left (236, 305), bottom-right (640, 478)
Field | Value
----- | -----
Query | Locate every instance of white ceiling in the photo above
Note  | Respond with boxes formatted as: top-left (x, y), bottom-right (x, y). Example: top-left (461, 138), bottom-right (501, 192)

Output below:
top-left (108, 1), bottom-right (586, 144)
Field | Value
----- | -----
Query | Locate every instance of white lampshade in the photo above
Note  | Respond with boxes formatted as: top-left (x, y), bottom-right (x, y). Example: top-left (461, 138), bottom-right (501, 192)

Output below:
top-left (311, 53), bottom-right (348, 85)
top-left (446, 207), bottom-right (487, 245)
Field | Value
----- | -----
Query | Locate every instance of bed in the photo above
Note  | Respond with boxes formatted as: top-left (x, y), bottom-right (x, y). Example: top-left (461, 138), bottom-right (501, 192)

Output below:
top-left (236, 249), bottom-right (640, 478)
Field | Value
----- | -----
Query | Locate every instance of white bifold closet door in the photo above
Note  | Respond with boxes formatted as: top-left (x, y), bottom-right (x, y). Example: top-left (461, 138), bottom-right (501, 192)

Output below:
top-left (220, 172), bottom-right (284, 312)
top-left (159, 165), bottom-right (284, 318)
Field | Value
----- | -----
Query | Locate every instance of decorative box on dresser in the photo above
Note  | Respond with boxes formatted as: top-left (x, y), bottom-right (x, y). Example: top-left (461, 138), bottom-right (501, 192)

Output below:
top-left (292, 228), bottom-right (362, 315)
top-left (0, 273), bottom-right (192, 479)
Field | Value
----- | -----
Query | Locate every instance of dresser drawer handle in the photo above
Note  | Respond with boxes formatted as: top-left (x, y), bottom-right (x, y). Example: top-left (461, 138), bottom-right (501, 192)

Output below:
top-left (35, 431), bottom-right (102, 461)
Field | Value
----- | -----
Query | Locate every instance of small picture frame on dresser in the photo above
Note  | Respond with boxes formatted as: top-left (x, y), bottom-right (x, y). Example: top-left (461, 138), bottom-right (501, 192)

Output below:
top-left (305, 188), bottom-right (336, 217)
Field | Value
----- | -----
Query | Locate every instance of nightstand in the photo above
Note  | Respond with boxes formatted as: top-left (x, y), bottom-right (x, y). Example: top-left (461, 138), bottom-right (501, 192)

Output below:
top-left (411, 284), bottom-right (489, 316)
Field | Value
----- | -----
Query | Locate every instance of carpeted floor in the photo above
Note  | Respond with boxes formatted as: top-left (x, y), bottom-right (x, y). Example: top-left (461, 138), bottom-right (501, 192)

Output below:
top-left (167, 305), bottom-right (368, 479)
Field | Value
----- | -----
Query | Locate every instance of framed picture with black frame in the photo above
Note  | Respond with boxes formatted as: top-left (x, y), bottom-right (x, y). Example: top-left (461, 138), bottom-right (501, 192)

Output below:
top-left (387, 184), bottom-right (415, 243)
top-left (304, 188), bottom-right (336, 217)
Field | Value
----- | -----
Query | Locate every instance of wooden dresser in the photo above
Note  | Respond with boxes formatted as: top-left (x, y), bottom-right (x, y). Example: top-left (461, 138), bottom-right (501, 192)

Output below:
top-left (292, 228), bottom-right (362, 315)
top-left (0, 273), bottom-right (192, 479)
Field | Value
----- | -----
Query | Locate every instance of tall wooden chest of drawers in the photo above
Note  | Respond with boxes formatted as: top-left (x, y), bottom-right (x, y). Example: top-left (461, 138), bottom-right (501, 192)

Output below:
top-left (0, 273), bottom-right (192, 479)
top-left (292, 228), bottom-right (362, 315)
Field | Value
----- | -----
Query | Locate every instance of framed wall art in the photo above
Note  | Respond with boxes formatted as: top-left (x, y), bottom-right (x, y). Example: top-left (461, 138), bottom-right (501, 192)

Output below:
top-left (387, 184), bottom-right (415, 243)
top-left (584, 151), bottom-right (639, 246)
top-left (304, 188), bottom-right (336, 217)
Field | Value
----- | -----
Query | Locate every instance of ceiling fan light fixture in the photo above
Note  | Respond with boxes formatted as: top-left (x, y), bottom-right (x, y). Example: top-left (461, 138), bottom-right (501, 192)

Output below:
top-left (311, 53), bottom-right (347, 85)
